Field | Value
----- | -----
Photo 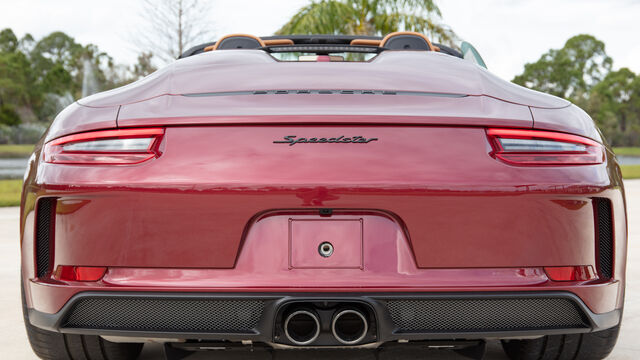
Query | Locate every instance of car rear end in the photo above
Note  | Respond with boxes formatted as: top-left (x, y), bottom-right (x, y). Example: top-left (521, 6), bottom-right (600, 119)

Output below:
top-left (20, 35), bottom-right (626, 359)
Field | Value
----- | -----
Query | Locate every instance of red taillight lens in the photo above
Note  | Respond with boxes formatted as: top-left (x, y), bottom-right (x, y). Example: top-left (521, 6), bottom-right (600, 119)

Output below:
top-left (544, 266), bottom-right (597, 281)
top-left (44, 128), bottom-right (164, 165)
top-left (486, 128), bottom-right (604, 165)
top-left (54, 266), bottom-right (107, 281)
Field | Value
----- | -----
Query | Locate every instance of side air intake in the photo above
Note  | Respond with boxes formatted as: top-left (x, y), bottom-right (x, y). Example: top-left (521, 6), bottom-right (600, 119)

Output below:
top-left (594, 198), bottom-right (614, 279)
top-left (35, 198), bottom-right (55, 278)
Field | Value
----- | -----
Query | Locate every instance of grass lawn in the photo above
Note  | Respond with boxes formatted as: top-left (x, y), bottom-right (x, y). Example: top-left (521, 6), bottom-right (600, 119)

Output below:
top-left (614, 147), bottom-right (640, 157)
top-left (0, 144), bottom-right (34, 158)
top-left (622, 165), bottom-right (640, 180)
top-left (0, 179), bottom-right (22, 207)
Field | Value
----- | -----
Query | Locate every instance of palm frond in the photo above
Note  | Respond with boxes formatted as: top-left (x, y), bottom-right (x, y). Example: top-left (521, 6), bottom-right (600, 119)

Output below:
top-left (380, 13), bottom-right (457, 44)
top-left (277, 0), bottom-right (457, 43)
top-left (371, 13), bottom-right (399, 35)
top-left (276, 0), bottom-right (358, 35)
top-left (377, 0), bottom-right (441, 17)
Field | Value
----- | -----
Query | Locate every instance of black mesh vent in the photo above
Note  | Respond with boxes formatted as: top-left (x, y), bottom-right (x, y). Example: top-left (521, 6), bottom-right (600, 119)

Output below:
top-left (595, 198), bottom-right (614, 279)
top-left (63, 298), bottom-right (265, 333)
top-left (35, 198), bottom-right (55, 278)
top-left (386, 298), bottom-right (588, 333)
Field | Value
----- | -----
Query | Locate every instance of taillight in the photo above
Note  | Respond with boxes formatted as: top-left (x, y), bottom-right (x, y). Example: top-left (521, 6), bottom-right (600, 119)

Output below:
top-left (544, 266), bottom-right (597, 282)
top-left (54, 266), bottom-right (107, 281)
top-left (44, 128), bottom-right (164, 165)
top-left (486, 128), bottom-right (604, 165)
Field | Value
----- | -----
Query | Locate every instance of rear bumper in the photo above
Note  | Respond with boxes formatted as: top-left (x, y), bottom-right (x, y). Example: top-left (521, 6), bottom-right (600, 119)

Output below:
top-left (28, 291), bottom-right (621, 345)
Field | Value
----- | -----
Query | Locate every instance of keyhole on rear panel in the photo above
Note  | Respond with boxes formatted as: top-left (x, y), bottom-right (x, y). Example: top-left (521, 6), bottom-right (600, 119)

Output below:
top-left (319, 242), bottom-right (334, 257)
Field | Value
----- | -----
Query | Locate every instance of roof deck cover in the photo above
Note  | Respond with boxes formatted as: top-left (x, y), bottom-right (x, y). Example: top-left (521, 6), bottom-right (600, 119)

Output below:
top-left (77, 50), bottom-right (568, 109)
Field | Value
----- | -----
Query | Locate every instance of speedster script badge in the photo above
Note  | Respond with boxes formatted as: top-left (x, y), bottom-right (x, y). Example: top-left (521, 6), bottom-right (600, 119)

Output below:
top-left (274, 135), bottom-right (378, 146)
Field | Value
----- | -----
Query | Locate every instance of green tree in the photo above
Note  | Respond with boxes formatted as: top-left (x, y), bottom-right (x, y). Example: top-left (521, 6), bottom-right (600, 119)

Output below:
top-left (277, 0), bottom-right (456, 43)
top-left (17, 33), bottom-right (35, 54)
top-left (0, 28), bottom-right (153, 134)
top-left (28, 31), bottom-right (119, 122)
top-left (30, 32), bottom-right (114, 96)
top-left (31, 31), bottom-right (82, 67)
top-left (0, 51), bottom-right (32, 106)
top-left (0, 105), bottom-right (20, 126)
top-left (587, 68), bottom-right (640, 146)
top-left (30, 32), bottom-right (86, 97)
top-left (0, 28), bottom-right (18, 52)
top-left (0, 29), bottom-right (33, 113)
top-left (132, 52), bottom-right (157, 79)
top-left (513, 34), bottom-right (612, 101)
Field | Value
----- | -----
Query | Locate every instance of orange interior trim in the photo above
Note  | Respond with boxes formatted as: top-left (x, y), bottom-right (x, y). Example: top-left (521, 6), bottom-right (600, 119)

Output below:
top-left (208, 34), bottom-right (266, 51)
top-left (380, 31), bottom-right (435, 51)
top-left (264, 39), bottom-right (294, 46)
top-left (350, 39), bottom-right (382, 46)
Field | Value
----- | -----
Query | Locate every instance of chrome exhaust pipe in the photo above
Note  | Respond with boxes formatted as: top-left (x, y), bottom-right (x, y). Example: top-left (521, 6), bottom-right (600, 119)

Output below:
top-left (331, 309), bottom-right (368, 345)
top-left (283, 309), bottom-right (321, 345)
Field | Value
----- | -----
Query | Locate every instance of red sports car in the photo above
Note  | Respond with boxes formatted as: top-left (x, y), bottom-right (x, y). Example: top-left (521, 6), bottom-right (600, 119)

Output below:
top-left (20, 33), bottom-right (626, 360)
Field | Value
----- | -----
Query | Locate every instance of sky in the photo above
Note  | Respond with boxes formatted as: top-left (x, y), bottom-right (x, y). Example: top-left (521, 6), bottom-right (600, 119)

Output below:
top-left (0, 0), bottom-right (638, 80)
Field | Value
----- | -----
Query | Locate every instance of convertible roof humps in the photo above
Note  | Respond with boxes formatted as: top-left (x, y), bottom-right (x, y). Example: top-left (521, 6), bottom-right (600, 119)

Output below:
top-left (179, 32), bottom-right (464, 59)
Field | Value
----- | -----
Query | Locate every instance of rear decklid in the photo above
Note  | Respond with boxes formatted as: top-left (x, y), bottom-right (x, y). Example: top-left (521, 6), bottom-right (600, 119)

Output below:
top-left (79, 50), bottom-right (568, 109)
top-left (50, 50), bottom-right (588, 141)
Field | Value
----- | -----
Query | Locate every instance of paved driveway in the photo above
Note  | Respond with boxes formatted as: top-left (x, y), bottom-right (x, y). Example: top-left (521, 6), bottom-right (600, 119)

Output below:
top-left (1, 181), bottom-right (638, 359)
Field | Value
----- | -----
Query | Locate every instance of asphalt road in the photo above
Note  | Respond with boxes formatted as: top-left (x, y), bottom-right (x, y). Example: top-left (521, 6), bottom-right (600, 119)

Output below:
top-left (1, 181), bottom-right (638, 359)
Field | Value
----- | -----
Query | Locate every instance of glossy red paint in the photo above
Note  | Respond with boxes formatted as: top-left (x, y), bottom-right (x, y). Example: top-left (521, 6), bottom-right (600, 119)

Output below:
top-left (20, 45), bottom-right (627, 345)
top-left (27, 269), bottom-right (621, 315)
top-left (21, 124), bottom-right (626, 317)
top-left (531, 104), bottom-right (602, 141)
top-left (116, 95), bottom-right (534, 129)
top-left (27, 126), bottom-right (615, 269)
top-left (46, 102), bottom-right (119, 142)
top-left (289, 218), bottom-right (363, 269)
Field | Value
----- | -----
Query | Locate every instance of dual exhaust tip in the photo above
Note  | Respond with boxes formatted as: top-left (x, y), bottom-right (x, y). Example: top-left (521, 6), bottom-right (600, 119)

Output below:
top-left (283, 310), bottom-right (320, 346)
top-left (284, 308), bottom-right (368, 346)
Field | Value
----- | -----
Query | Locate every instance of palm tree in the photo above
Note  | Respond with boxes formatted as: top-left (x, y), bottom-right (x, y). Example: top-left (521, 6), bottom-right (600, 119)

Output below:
top-left (277, 0), bottom-right (456, 44)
